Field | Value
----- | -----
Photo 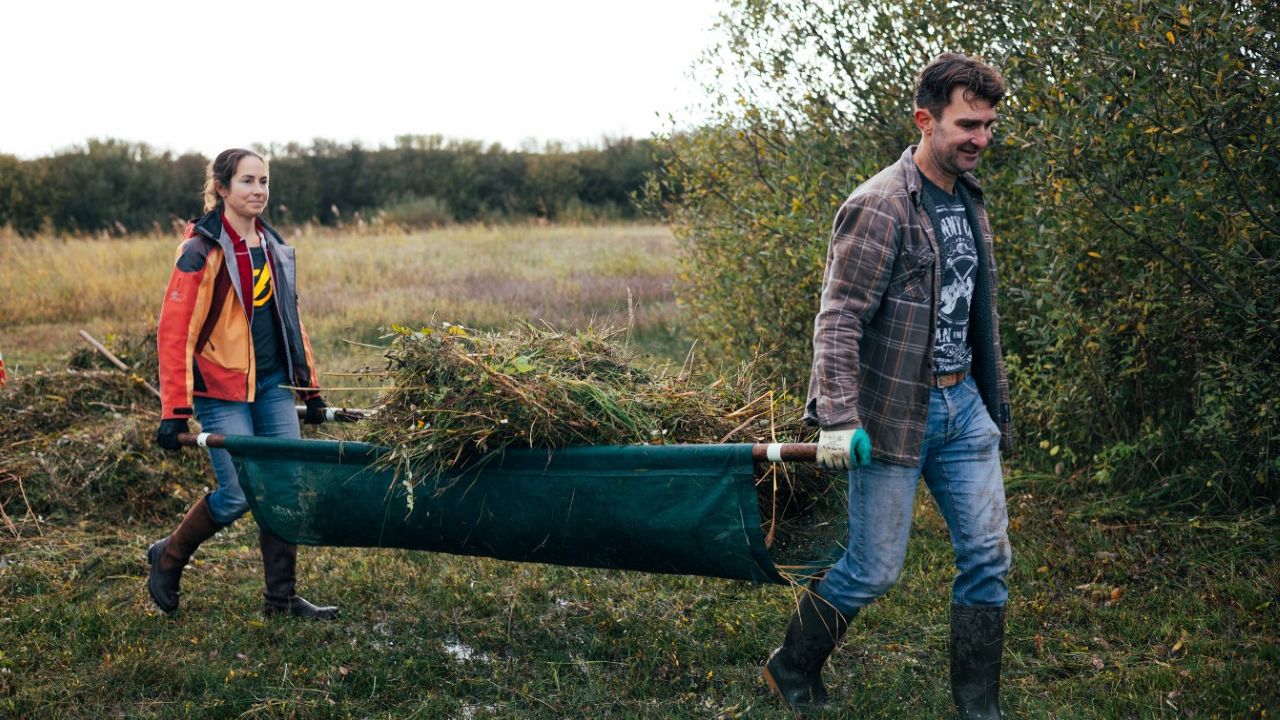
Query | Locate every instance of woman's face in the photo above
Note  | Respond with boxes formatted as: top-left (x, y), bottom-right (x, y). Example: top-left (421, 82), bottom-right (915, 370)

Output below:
top-left (218, 155), bottom-right (269, 219)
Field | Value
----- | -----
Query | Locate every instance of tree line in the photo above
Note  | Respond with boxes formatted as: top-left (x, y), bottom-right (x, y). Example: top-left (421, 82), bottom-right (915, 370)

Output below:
top-left (0, 135), bottom-right (662, 236)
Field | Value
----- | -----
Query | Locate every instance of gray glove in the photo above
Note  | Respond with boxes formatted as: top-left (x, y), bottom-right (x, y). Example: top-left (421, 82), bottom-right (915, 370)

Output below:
top-left (816, 428), bottom-right (872, 470)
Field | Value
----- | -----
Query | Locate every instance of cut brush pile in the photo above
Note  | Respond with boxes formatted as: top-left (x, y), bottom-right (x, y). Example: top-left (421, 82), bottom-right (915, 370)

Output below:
top-left (0, 335), bottom-right (207, 532)
top-left (362, 322), bottom-right (844, 568)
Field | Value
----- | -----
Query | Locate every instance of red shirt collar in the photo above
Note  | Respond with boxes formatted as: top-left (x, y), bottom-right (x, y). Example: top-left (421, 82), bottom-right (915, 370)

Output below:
top-left (220, 215), bottom-right (265, 246)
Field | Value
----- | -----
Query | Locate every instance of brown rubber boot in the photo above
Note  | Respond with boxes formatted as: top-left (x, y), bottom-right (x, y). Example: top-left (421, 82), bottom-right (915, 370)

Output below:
top-left (146, 495), bottom-right (224, 614)
top-left (763, 580), bottom-right (857, 715)
top-left (259, 527), bottom-right (338, 620)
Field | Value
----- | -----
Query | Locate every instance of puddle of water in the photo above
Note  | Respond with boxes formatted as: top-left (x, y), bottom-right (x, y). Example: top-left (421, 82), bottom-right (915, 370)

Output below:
top-left (443, 638), bottom-right (489, 664)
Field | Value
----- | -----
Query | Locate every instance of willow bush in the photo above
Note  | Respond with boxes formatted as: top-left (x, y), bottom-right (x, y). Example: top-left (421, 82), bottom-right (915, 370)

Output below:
top-left (648, 0), bottom-right (1278, 511)
top-left (643, 0), bottom-right (1014, 387)
top-left (1003, 0), bottom-right (1279, 509)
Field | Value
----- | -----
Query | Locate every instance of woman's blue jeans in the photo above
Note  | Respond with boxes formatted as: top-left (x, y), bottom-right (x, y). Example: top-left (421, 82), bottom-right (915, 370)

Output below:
top-left (193, 370), bottom-right (300, 525)
top-left (819, 376), bottom-right (1011, 614)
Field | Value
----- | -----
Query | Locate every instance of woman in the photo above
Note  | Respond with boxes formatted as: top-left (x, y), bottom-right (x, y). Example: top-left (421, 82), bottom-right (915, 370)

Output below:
top-left (149, 148), bottom-right (336, 619)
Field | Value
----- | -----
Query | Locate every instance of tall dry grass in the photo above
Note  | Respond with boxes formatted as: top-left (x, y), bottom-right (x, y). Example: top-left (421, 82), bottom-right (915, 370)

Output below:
top-left (0, 224), bottom-right (682, 387)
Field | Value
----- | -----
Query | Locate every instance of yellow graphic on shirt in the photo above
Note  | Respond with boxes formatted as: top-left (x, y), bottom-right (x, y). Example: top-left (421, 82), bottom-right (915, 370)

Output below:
top-left (253, 260), bottom-right (273, 308)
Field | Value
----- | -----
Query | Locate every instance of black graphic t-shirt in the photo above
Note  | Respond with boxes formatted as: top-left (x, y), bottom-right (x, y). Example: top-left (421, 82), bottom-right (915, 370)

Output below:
top-left (248, 245), bottom-right (285, 379)
top-left (920, 174), bottom-right (976, 375)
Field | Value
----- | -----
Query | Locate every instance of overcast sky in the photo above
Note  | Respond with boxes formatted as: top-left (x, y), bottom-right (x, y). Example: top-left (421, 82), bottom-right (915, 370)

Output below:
top-left (1, 0), bottom-right (724, 159)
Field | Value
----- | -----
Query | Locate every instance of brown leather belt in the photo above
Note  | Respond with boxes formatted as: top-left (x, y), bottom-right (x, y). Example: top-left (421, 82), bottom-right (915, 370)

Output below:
top-left (933, 371), bottom-right (968, 388)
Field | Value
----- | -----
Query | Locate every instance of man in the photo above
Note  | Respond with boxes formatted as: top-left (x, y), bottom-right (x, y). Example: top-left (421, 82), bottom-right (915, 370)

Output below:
top-left (763, 53), bottom-right (1014, 719)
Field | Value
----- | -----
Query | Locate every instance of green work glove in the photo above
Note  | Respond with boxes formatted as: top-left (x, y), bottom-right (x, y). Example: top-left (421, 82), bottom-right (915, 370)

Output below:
top-left (816, 428), bottom-right (873, 470)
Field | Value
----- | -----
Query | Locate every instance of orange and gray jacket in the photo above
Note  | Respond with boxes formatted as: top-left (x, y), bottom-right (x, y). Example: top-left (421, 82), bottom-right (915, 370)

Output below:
top-left (158, 210), bottom-right (320, 420)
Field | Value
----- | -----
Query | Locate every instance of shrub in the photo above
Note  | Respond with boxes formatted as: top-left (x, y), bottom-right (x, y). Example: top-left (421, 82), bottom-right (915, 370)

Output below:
top-left (381, 195), bottom-right (453, 229)
top-left (650, 0), bottom-right (1279, 511)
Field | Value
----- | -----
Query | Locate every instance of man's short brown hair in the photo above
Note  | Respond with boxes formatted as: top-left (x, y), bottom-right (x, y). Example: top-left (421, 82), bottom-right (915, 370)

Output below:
top-left (914, 53), bottom-right (1006, 119)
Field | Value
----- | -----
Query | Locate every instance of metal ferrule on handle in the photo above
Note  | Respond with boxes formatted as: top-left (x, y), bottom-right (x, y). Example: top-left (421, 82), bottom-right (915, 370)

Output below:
top-left (750, 443), bottom-right (817, 463)
top-left (294, 405), bottom-right (370, 422)
top-left (177, 432), bottom-right (224, 448)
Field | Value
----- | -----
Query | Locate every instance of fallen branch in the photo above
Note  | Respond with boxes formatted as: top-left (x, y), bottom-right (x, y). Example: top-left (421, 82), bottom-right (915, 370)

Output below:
top-left (77, 330), bottom-right (161, 399)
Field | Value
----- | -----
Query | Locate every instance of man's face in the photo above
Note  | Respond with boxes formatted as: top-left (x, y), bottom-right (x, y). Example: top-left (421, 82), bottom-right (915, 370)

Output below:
top-left (921, 86), bottom-right (998, 176)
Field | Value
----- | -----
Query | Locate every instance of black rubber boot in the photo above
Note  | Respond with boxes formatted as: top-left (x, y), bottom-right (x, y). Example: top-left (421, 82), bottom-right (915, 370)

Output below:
top-left (763, 581), bottom-right (857, 715)
top-left (950, 604), bottom-right (1006, 719)
top-left (146, 495), bottom-right (224, 614)
top-left (260, 528), bottom-right (338, 620)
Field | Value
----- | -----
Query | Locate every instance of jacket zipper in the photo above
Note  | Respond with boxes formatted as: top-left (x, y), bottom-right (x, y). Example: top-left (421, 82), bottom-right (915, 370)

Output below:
top-left (263, 237), bottom-right (296, 385)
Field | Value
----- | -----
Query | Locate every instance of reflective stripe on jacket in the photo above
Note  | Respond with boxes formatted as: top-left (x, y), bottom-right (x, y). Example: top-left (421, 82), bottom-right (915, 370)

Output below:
top-left (157, 210), bottom-right (320, 420)
top-left (805, 146), bottom-right (1012, 466)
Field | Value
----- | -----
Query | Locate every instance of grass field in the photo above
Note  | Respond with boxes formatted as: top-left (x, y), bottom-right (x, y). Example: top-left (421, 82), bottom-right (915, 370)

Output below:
top-left (1, 224), bottom-right (1276, 718)
top-left (0, 223), bottom-right (685, 397)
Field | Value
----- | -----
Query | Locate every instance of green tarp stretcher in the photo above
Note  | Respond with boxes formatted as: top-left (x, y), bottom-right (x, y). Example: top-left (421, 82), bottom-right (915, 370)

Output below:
top-left (202, 434), bottom-right (839, 585)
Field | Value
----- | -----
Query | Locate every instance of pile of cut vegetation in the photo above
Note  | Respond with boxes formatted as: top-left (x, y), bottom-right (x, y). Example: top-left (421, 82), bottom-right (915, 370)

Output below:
top-left (0, 346), bottom-right (206, 530)
top-left (362, 323), bottom-right (844, 568)
top-left (67, 328), bottom-right (159, 379)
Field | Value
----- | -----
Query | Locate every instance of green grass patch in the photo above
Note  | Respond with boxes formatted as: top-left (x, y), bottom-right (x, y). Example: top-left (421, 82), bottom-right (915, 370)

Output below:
top-left (2, 484), bottom-right (1275, 718)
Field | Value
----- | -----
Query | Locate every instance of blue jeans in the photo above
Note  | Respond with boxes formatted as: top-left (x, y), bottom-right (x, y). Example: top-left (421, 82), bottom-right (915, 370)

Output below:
top-left (193, 370), bottom-right (300, 525)
top-left (819, 376), bottom-right (1011, 614)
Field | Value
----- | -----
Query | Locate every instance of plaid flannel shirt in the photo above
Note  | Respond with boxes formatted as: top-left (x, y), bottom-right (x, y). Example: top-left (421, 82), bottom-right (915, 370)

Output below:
top-left (805, 146), bottom-right (1012, 466)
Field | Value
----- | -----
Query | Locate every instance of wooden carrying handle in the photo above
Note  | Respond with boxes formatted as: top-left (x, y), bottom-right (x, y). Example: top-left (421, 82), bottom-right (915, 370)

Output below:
top-left (175, 433), bottom-right (818, 462)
